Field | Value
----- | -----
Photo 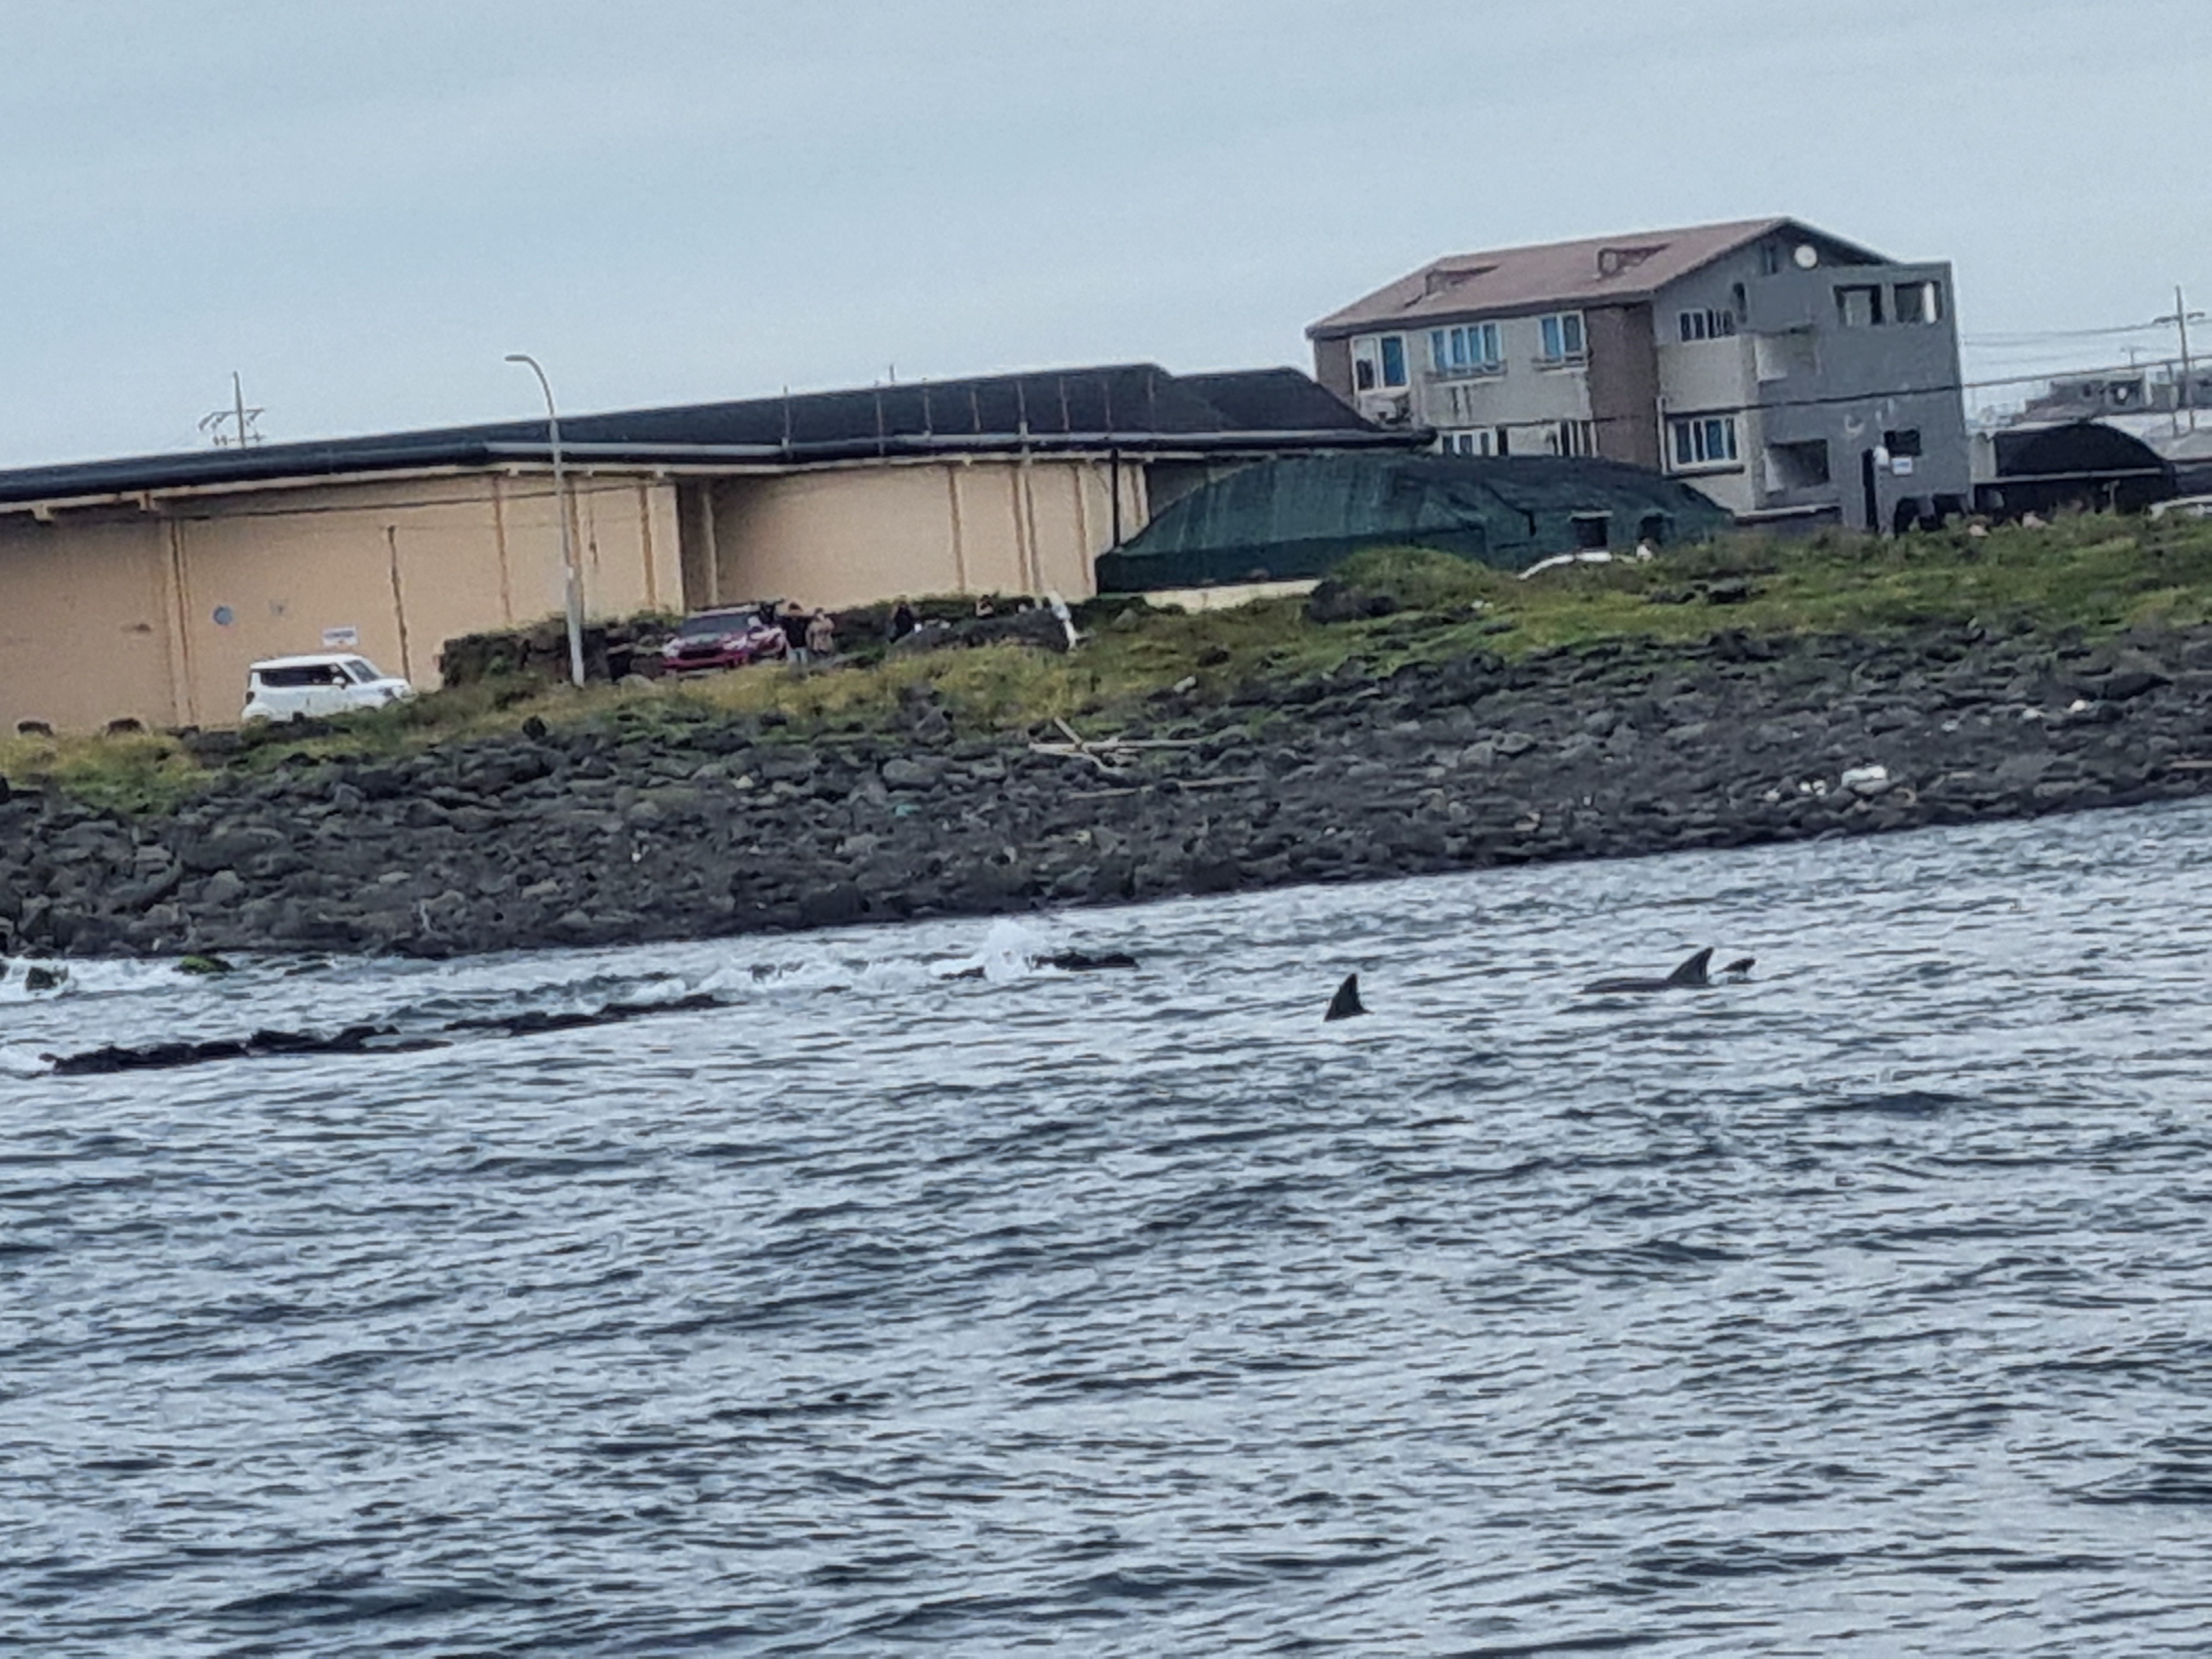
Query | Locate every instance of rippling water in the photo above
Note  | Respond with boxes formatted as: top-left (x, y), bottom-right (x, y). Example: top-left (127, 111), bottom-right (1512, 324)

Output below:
top-left (7, 802), bottom-right (2212, 1655)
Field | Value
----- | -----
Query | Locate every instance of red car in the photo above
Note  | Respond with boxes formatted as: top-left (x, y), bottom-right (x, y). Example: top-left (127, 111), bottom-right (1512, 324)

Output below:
top-left (660, 607), bottom-right (789, 673)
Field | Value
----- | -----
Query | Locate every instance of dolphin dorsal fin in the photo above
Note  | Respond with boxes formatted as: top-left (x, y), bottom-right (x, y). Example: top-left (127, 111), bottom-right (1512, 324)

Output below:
top-left (1667, 948), bottom-right (1714, 986)
top-left (1323, 973), bottom-right (1367, 1022)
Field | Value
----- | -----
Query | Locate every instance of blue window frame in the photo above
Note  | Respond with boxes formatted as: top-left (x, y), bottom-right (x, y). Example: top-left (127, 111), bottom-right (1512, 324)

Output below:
top-left (1379, 335), bottom-right (1407, 387)
top-left (1538, 312), bottom-right (1585, 362)
top-left (1670, 415), bottom-right (1740, 467)
top-left (1428, 323), bottom-right (1502, 375)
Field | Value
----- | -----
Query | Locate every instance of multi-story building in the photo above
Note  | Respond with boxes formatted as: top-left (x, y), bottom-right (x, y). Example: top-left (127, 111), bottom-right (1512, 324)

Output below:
top-left (1307, 217), bottom-right (1970, 531)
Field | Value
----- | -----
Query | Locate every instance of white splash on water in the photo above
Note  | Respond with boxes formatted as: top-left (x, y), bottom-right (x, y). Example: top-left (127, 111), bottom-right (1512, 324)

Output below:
top-left (0, 958), bottom-right (209, 1006)
top-left (936, 917), bottom-right (1054, 984)
top-left (0, 1045), bottom-right (52, 1077)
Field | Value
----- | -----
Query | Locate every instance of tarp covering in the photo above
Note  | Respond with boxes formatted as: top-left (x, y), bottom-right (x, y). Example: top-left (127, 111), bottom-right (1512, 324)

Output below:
top-left (1983, 420), bottom-right (2177, 516)
top-left (1096, 453), bottom-right (1732, 591)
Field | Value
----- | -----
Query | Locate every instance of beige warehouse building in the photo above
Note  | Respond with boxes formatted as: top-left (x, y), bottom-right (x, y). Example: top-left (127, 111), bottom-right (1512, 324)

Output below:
top-left (0, 365), bottom-right (1405, 733)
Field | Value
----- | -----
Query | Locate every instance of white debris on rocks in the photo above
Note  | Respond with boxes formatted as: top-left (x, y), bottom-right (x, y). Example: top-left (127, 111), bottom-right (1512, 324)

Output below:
top-left (1518, 543), bottom-right (1656, 580)
top-left (1841, 764), bottom-right (1893, 797)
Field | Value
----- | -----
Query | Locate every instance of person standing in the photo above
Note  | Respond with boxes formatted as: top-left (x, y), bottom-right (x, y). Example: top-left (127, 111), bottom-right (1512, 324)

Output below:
top-left (806, 608), bottom-right (836, 660)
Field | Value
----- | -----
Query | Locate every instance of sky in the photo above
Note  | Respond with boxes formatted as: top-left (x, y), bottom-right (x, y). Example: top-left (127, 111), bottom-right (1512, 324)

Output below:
top-left (2, 0), bottom-right (2207, 468)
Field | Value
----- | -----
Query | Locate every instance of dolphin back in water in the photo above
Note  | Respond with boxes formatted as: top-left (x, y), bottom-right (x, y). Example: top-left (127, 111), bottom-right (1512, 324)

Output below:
top-left (1582, 947), bottom-right (1714, 995)
top-left (1323, 974), bottom-right (1368, 1022)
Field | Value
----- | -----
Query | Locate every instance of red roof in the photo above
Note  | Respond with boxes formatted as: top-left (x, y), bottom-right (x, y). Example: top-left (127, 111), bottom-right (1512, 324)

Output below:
top-left (1308, 217), bottom-right (1889, 337)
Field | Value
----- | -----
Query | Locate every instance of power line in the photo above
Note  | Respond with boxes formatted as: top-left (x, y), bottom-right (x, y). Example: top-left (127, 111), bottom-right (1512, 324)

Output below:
top-left (1962, 320), bottom-right (2171, 345)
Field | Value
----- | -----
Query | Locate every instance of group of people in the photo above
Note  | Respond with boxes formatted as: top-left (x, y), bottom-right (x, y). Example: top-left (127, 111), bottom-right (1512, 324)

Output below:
top-left (774, 602), bottom-right (838, 665)
top-left (772, 590), bottom-right (1070, 662)
top-left (764, 597), bottom-right (924, 664)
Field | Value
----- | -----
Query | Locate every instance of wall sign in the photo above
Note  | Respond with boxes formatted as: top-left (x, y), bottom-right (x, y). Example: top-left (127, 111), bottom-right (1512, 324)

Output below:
top-left (322, 625), bottom-right (360, 647)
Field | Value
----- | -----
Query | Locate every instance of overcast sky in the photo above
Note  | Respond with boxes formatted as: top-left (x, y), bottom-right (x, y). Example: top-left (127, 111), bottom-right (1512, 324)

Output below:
top-left (3, 0), bottom-right (2205, 468)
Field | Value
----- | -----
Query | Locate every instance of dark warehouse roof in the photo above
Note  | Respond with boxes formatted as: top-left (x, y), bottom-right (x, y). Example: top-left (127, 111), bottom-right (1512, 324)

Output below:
top-left (0, 364), bottom-right (1410, 507)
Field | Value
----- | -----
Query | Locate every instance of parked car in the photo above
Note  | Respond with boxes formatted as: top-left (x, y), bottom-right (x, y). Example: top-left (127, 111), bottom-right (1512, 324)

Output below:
top-left (659, 606), bottom-right (789, 673)
top-left (240, 654), bottom-right (414, 723)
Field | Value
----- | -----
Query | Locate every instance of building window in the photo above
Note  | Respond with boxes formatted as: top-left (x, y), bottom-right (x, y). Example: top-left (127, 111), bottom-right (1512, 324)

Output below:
top-left (1671, 415), bottom-right (1739, 468)
top-left (1571, 512), bottom-right (1611, 550)
top-left (1677, 307), bottom-right (1737, 342)
top-left (1537, 312), bottom-right (1585, 363)
top-left (1429, 322), bottom-right (1503, 376)
top-left (1495, 425), bottom-right (1511, 456)
top-left (1765, 438), bottom-right (1831, 489)
top-left (1441, 429), bottom-right (1496, 457)
top-left (1545, 419), bottom-right (1598, 456)
top-left (1836, 284), bottom-right (1884, 328)
top-left (1893, 280), bottom-right (1942, 323)
top-left (1379, 335), bottom-right (1408, 387)
top-left (1754, 328), bottom-right (1818, 382)
top-left (1882, 427), bottom-right (1922, 458)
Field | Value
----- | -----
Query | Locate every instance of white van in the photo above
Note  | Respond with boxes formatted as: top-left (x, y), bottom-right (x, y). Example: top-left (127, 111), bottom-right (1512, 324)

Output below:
top-left (241, 654), bottom-right (414, 723)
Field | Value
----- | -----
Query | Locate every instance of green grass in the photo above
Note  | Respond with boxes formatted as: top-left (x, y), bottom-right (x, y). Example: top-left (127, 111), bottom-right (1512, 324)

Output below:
top-left (13, 513), bottom-right (2212, 812)
top-left (0, 731), bottom-right (210, 816)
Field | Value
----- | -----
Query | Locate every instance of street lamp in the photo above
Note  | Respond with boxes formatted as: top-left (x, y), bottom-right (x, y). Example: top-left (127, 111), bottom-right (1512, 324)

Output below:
top-left (505, 353), bottom-right (586, 687)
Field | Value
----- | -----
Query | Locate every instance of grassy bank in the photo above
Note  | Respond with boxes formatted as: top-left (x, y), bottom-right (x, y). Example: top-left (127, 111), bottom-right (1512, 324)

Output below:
top-left (9, 513), bottom-right (2211, 816)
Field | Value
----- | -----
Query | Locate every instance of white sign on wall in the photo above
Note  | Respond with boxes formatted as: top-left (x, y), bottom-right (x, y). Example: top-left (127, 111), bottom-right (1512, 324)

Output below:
top-left (321, 625), bottom-right (360, 647)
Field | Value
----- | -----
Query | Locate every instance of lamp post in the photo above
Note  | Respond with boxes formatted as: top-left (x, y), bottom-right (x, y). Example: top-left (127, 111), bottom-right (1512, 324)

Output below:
top-left (505, 353), bottom-right (586, 687)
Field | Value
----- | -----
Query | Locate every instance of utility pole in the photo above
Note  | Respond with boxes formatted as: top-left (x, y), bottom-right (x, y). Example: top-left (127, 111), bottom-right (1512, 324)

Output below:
top-left (198, 370), bottom-right (263, 447)
top-left (2154, 285), bottom-right (2204, 433)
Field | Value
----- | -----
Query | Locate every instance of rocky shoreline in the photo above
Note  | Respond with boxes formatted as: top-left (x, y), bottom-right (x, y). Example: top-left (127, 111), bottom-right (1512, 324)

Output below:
top-left (4, 620), bottom-right (2209, 961)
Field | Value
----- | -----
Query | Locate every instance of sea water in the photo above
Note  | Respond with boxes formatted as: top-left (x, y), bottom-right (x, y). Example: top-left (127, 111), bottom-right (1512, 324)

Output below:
top-left (4, 802), bottom-right (2211, 1655)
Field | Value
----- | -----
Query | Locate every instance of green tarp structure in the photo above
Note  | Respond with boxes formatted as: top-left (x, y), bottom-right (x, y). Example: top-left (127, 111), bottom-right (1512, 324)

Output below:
top-left (1095, 453), bottom-right (1732, 591)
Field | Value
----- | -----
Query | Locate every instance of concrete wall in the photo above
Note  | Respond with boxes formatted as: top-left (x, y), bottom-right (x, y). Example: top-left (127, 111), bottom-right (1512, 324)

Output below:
top-left (1647, 247), bottom-right (1969, 523)
top-left (1311, 336), bottom-right (1355, 403)
top-left (1335, 309), bottom-right (1606, 457)
top-left (1656, 336), bottom-right (1756, 417)
top-left (0, 471), bottom-right (681, 733)
top-left (0, 516), bottom-right (178, 733)
top-left (1754, 257), bottom-right (1968, 524)
top-left (1584, 303), bottom-right (1662, 468)
top-left (700, 456), bottom-right (1143, 611)
top-left (1, 449), bottom-right (1172, 733)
